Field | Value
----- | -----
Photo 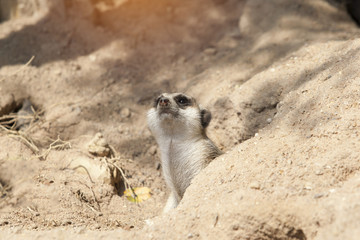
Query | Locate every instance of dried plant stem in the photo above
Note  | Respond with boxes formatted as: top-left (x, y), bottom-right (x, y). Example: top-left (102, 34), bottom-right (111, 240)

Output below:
top-left (36, 136), bottom-right (71, 160)
top-left (105, 157), bottom-right (138, 199)
top-left (0, 56), bottom-right (35, 82)
top-left (0, 125), bottom-right (40, 154)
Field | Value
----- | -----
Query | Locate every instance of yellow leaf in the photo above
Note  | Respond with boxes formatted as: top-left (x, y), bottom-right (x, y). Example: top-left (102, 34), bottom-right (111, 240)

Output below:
top-left (124, 187), bottom-right (151, 203)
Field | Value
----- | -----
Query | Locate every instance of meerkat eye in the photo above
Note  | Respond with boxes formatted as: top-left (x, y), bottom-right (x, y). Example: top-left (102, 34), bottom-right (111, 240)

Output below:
top-left (175, 95), bottom-right (191, 107)
top-left (178, 97), bottom-right (188, 104)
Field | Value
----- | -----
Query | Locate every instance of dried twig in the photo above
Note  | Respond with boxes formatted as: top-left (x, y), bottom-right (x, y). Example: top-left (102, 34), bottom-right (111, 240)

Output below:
top-left (0, 125), bottom-right (40, 154)
top-left (0, 101), bottom-right (43, 154)
top-left (26, 206), bottom-right (40, 216)
top-left (88, 185), bottom-right (101, 212)
top-left (105, 157), bottom-right (138, 200)
top-left (71, 165), bottom-right (95, 184)
top-left (74, 183), bottom-right (101, 212)
top-left (0, 182), bottom-right (12, 205)
top-left (36, 136), bottom-right (71, 160)
top-left (0, 56), bottom-right (35, 82)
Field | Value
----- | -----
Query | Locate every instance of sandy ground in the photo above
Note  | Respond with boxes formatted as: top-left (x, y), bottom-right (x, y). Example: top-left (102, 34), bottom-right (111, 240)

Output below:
top-left (0, 0), bottom-right (359, 239)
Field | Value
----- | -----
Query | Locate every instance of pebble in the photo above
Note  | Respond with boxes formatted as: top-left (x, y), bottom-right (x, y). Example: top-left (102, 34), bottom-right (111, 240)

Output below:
top-left (87, 133), bottom-right (111, 157)
top-left (148, 145), bottom-right (157, 155)
top-left (314, 193), bottom-right (324, 199)
top-left (250, 181), bottom-right (261, 190)
top-left (203, 48), bottom-right (217, 55)
top-left (120, 108), bottom-right (131, 118)
top-left (266, 118), bottom-right (272, 123)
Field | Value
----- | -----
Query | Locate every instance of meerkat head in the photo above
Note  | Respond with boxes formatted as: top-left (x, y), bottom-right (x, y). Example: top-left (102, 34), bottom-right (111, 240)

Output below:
top-left (147, 93), bottom-right (212, 138)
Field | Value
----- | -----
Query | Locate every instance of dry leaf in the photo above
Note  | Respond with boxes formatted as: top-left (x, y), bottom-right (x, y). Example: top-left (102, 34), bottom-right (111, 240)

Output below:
top-left (124, 187), bottom-right (151, 203)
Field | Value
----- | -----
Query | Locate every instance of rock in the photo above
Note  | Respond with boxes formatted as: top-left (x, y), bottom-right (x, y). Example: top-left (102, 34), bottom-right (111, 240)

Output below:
top-left (68, 153), bottom-right (123, 187)
top-left (203, 48), bottom-right (217, 56)
top-left (87, 133), bottom-right (112, 157)
top-left (148, 145), bottom-right (157, 155)
top-left (120, 108), bottom-right (131, 118)
top-left (314, 193), bottom-right (324, 199)
top-left (250, 181), bottom-right (261, 190)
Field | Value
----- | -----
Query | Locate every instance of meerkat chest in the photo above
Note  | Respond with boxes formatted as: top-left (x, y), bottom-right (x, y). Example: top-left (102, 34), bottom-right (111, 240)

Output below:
top-left (160, 138), bottom-right (206, 196)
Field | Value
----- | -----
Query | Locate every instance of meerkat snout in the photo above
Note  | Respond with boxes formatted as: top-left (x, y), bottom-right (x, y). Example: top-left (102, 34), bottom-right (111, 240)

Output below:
top-left (158, 96), bottom-right (170, 107)
top-left (147, 92), bottom-right (223, 213)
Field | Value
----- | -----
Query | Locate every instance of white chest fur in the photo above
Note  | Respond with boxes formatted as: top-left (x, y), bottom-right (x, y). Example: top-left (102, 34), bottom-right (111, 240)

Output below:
top-left (159, 137), bottom-right (206, 198)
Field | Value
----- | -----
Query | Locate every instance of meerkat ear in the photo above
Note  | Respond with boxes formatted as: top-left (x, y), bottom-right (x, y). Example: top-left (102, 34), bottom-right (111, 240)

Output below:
top-left (200, 108), bottom-right (212, 128)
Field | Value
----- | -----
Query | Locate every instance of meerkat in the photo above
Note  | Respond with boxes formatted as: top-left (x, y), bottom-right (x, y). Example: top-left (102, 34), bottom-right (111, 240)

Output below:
top-left (147, 92), bottom-right (222, 212)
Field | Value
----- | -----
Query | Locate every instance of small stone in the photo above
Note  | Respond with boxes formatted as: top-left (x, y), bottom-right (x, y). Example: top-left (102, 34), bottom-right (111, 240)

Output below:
top-left (120, 108), bottom-right (131, 118)
top-left (87, 133), bottom-right (112, 157)
top-left (69, 153), bottom-right (123, 186)
top-left (203, 48), bottom-right (217, 55)
top-left (266, 118), bottom-right (272, 123)
top-left (148, 146), bottom-right (157, 155)
top-left (250, 181), bottom-right (260, 190)
top-left (62, 220), bottom-right (72, 226)
top-left (314, 193), bottom-right (324, 199)
top-left (97, 138), bottom-right (108, 147)
top-left (315, 170), bottom-right (323, 175)
top-left (232, 224), bottom-right (239, 231)
top-left (187, 233), bottom-right (194, 239)
top-left (304, 183), bottom-right (312, 190)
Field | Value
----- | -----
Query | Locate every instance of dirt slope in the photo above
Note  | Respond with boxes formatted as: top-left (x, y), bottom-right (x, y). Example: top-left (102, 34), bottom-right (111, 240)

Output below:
top-left (0, 0), bottom-right (359, 239)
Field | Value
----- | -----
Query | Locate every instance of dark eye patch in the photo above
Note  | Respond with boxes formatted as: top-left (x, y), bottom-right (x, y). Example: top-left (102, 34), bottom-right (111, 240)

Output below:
top-left (174, 94), bottom-right (192, 107)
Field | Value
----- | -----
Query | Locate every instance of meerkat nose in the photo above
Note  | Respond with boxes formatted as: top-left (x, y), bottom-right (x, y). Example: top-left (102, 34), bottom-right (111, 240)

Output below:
top-left (159, 97), bottom-right (170, 107)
